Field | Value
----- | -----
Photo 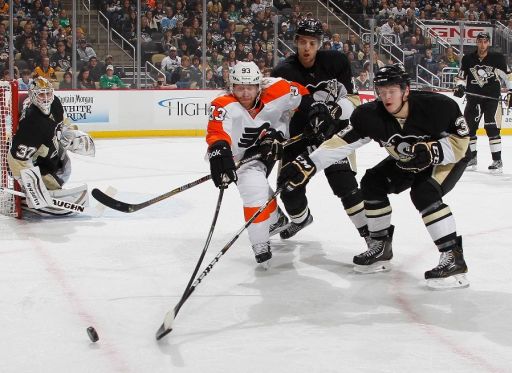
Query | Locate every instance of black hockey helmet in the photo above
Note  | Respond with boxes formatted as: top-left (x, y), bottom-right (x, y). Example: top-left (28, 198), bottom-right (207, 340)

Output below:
top-left (295, 18), bottom-right (323, 40)
top-left (373, 64), bottom-right (410, 89)
top-left (476, 31), bottom-right (490, 41)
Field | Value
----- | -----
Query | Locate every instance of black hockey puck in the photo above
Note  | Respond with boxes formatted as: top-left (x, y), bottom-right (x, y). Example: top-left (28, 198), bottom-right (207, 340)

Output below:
top-left (87, 326), bottom-right (99, 342)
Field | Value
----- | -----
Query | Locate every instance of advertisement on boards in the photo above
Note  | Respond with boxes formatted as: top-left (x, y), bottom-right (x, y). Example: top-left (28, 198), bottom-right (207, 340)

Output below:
top-left (421, 21), bottom-right (493, 45)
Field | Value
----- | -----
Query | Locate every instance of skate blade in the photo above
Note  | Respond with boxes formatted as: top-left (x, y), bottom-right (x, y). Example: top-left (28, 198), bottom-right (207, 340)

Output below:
top-left (466, 165), bottom-right (477, 172)
top-left (353, 261), bottom-right (391, 274)
top-left (426, 274), bottom-right (469, 290)
top-left (489, 168), bottom-right (503, 175)
top-left (257, 260), bottom-right (271, 271)
top-left (269, 223), bottom-right (291, 237)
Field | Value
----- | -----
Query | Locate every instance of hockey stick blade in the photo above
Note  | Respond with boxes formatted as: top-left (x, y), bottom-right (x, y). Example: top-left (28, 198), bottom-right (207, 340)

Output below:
top-left (91, 174), bottom-right (212, 213)
top-left (156, 309), bottom-right (176, 340)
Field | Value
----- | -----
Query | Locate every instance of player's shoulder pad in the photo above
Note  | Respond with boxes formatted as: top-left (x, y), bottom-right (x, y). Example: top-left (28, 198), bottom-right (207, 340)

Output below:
top-left (409, 90), bottom-right (458, 109)
top-left (210, 93), bottom-right (237, 109)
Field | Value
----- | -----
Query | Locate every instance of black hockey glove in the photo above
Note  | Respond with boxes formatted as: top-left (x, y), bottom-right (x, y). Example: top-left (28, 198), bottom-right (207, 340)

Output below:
top-left (258, 129), bottom-right (285, 162)
top-left (396, 141), bottom-right (443, 173)
top-left (278, 154), bottom-right (317, 191)
top-left (306, 102), bottom-right (339, 141)
top-left (208, 141), bottom-right (237, 189)
top-left (453, 85), bottom-right (465, 98)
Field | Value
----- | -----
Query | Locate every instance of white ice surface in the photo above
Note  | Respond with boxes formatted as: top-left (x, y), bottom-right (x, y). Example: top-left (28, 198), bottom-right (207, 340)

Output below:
top-left (2, 137), bottom-right (512, 373)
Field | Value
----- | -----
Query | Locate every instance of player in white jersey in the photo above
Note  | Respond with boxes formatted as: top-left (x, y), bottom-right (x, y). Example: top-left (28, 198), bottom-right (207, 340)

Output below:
top-left (206, 61), bottom-right (316, 266)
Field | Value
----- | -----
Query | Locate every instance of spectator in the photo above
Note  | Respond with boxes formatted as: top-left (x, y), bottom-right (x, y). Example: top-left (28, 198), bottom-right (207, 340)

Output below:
top-left (331, 33), bottom-right (343, 51)
top-left (215, 67), bottom-right (229, 89)
top-left (170, 55), bottom-right (201, 88)
top-left (161, 29), bottom-right (176, 54)
top-left (279, 22), bottom-right (293, 41)
top-left (380, 16), bottom-right (394, 35)
top-left (33, 57), bottom-right (57, 81)
top-left (77, 39), bottom-right (97, 65)
top-left (160, 6), bottom-right (176, 32)
top-left (78, 68), bottom-right (96, 89)
top-left (391, 0), bottom-right (407, 18)
top-left (153, 75), bottom-right (169, 89)
top-left (58, 9), bottom-right (71, 30)
top-left (87, 56), bottom-right (103, 82)
top-left (100, 64), bottom-right (128, 89)
top-left (419, 47), bottom-right (439, 77)
top-left (354, 69), bottom-right (370, 91)
top-left (358, 42), bottom-right (371, 61)
top-left (160, 46), bottom-right (181, 81)
top-left (15, 22), bottom-right (34, 51)
top-left (20, 38), bottom-right (39, 70)
top-left (204, 69), bottom-right (219, 88)
top-left (104, 55), bottom-right (124, 78)
top-left (59, 71), bottom-right (73, 89)
top-left (346, 33), bottom-right (361, 53)
top-left (17, 69), bottom-right (33, 91)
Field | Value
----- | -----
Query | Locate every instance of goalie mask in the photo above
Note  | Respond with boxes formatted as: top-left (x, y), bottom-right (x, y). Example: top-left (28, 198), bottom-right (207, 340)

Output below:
top-left (29, 77), bottom-right (55, 115)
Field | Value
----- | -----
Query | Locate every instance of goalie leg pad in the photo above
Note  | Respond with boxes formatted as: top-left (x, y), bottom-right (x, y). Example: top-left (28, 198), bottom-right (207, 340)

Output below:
top-left (20, 167), bottom-right (53, 209)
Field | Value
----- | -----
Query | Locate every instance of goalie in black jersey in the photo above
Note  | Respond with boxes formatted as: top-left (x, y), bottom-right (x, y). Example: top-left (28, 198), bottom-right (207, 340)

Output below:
top-left (271, 18), bottom-right (369, 247)
top-left (279, 64), bottom-right (471, 289)
top-left (454, 31), bottom-right (512, 174)
top-left (7, 77), bottom-right (95, 216)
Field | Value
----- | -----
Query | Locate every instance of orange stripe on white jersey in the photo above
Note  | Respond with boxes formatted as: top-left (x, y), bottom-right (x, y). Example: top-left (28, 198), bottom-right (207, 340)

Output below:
top-left (243, 198), bottom-right (277, 223)
top-left (206, 94), bottom-right (237, 146)
top-left (260, 78), bottom-right (309, 105)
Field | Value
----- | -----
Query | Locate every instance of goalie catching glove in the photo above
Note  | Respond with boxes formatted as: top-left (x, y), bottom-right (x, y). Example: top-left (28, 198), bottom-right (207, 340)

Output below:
top-left (305, 101), bottom-right (341, 143)
top-left (396, 141), bottom-right (443, 173)
top-left (58, 123), bottom-right (95, 157)
top-left (258, 129), bottom-right (285, 162)
top-left (278, 154), bottom-right (317, 191)
top-left (208, 141), bottom-right (237, 189)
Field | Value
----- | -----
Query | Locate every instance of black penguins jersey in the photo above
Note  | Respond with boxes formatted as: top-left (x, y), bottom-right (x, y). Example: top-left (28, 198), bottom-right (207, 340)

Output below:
top-left (8, 96), bottom-right (65, 178)
top-left (456, 51), bottom-right (512, 98)
top-left (309, 91), bottom-right (470, 171)
top-left (271, 49), bottom-right (354, 101)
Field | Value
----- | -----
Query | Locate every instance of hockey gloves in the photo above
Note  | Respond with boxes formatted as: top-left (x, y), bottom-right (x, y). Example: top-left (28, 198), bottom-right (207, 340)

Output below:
top-left (278, 154), bottom-right (317, 191)
top-left (208, 141), bottom-right (237, 189)
top-left (396, 141), bottom-right (443, 173)
top-left (306, 102), bottom-right (340, 142)
top-left (453, 85), bottom-right (465, 98)
top-left (258, 129), bottom-right (285, 161)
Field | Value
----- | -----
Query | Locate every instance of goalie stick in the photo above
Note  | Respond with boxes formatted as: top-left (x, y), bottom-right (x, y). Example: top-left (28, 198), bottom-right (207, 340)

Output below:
top-left (0, 186), bottom-right (86, 213)
top-left (155, 187), bottom-right (282, 340)
top-left (92, 134), bottom-right (304, 213)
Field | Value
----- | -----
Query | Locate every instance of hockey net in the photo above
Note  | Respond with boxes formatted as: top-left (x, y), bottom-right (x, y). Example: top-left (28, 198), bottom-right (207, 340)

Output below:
top-left (0, 80), bottom-right (21, 218)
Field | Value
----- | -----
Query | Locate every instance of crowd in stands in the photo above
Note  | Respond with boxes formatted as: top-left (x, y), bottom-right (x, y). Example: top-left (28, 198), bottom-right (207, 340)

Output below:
top-left (0, 0), bottom-right (129, 89)
top-left (1, 0), bottom-right (511, 90)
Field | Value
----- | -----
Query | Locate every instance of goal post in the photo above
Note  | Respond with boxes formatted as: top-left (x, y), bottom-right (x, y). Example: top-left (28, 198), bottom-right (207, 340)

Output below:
top-left (0, 80), bottom-right (21, 218)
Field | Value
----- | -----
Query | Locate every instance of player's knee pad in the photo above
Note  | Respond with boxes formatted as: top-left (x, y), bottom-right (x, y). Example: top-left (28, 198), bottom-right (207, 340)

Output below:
top-left (361, 169), bottom-right (389, 201)
top-left (280, 186), bottom-right (307, 216)
top-left (237, 161), bottom-right (269, 206)
top-left (325, 167), bottom-right (358, 199)
top-left (410, 182), bottom-right (442, 212)
top-left (484, 124), bottom-right (500, 138)
top-left (340, 188), bottom-right (363, 210)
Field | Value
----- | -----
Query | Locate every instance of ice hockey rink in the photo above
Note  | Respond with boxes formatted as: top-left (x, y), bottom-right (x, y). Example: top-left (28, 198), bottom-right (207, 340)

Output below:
top-left (1, 136), bottom-right (512, 373)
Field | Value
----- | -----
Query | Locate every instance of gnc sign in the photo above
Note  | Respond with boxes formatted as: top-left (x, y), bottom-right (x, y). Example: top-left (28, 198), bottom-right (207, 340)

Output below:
top-left (423, 22), bottom-right (493, 46)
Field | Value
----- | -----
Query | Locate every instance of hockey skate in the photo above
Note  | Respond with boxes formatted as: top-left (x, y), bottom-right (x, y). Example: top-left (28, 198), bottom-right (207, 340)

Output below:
top-left (353, 226), bottom-right (394, 273)
top-left (466, 156), bottom-right (477, 171)
top-left (253, 241), bottom-right (272, 270)
top-left (279, 211), bottom-right (313, 239)
top-left (269, 209), bottom-right (290, 237)
top-left (425, 237), bottom-right (469, 290)
top-left (488, 160), bottom-right (503, 175)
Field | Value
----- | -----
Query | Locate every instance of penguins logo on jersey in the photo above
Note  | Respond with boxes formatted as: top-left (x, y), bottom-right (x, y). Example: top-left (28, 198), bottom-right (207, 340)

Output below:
top-left (469, 65), bottom-right (495, 87)
top-left (382, 134), bottom-right (430, 160)
top-left (238, 122), bottom-right (270, 148)
top-left (308, 79), bottom-right (347, 104)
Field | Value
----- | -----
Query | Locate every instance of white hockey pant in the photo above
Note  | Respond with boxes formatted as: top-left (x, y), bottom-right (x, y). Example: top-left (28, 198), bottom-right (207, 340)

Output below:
top-left (237, 161), bottom-right (278, 248)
